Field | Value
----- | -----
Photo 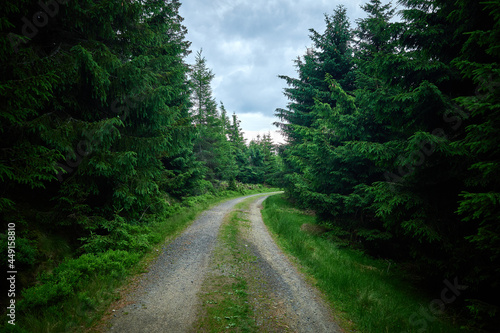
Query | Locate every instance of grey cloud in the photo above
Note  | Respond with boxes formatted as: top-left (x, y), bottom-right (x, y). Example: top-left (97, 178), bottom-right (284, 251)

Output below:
top-left (179, 0), bottom-right (384, 141)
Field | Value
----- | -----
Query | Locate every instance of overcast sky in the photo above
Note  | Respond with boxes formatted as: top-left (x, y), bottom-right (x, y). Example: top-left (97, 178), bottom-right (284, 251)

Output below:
top-left (179, 0), bottom-right (392, 144)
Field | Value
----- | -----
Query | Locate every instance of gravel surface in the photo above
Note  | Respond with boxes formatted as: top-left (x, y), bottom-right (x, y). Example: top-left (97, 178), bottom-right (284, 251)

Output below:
top-left (244, 196), bottom-right (342, 333)
top-left (107, 193), bottom-right (341, 332)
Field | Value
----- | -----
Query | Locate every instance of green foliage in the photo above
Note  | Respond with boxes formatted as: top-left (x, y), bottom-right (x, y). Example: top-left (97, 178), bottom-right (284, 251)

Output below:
top-left (1, 0), bottom-right (195, 225)
top-left (262, 194), bottom-right (464, 332)
top-left (275, 0), bottom-right (500, 328)
top-left (19, 250), bottom-right (140, 311)
top-left (189, 51), bottom-right (239, 183)
top-left (78, 216), bottom-right (154, 254)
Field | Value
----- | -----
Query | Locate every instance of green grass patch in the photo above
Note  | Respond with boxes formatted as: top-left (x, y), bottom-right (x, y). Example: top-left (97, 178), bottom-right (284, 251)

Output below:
top-left (2, 187), bottom-right (279, 333)
top-left (261, 194), bottom-right (470, 333)
top-left (193, 197), bottom-right (261, 332)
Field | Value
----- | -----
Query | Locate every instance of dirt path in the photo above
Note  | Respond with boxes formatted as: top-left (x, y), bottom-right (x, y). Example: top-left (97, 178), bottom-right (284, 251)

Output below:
top-left (241, 195), bottom-right (341, 332)
top-left (107, 193), bottom-right (340, 332)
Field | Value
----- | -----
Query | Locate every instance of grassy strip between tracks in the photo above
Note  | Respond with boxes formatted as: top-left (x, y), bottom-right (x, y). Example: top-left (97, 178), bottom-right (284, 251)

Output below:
top-left (193, 197), bottom-right (256, 332)
top-left (193, 194), bottom-right (290, 332)
top-left (261, 194), bottom-right (468, 333)
top-left (3, 187), bottom-right (278, 333)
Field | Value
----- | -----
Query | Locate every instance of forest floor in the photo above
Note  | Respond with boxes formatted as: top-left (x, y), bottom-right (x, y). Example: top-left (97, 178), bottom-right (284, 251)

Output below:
top-left (98, 193), bottom-right (341, 332)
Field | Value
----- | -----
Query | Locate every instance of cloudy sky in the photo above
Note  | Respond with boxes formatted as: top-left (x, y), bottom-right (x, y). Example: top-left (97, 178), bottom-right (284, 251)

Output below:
top-left (178, 0), bottom-right (393, 144)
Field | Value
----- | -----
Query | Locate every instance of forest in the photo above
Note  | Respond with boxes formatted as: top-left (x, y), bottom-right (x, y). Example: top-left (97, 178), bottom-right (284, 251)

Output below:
top-left (275, 0), bottom-right (499, 329)
top-left (1, 0), bottom-right (499, 331)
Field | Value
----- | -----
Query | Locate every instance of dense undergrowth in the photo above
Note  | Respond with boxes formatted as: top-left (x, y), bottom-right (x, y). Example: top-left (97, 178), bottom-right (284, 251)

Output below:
top-left (262, 194), bottom-right (476, 333)
top-left (1, 185), bottom-right (276, 333)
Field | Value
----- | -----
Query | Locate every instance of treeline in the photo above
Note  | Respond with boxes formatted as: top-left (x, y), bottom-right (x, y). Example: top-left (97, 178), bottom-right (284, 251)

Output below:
top-left (276, 0), bottom-right (499, 327)
top-left (187, 50), bottom-right (281, 192)
top-left (0, 0), bottom-right (278, 311)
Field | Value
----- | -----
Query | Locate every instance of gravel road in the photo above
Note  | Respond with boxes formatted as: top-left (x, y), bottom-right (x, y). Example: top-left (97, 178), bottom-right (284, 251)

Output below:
top-left (244, 195), bottom-right (342, 332)
top-left (107, 193), bottom-right (341, 332)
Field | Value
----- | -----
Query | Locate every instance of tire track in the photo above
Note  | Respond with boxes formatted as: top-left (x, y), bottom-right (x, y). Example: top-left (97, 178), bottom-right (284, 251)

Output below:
top-left (107, 193), bottom-right (341, 332)
top-left (243, 195), bottom-right (342, 333)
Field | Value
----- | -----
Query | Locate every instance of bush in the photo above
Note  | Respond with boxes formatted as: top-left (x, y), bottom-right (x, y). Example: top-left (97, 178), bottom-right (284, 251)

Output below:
top-left (80, 222), bottom-right (153, 254)
top-left (0, 235), bottom-right (37, 267)
top-left (19, 250), bottom-right (140, 311)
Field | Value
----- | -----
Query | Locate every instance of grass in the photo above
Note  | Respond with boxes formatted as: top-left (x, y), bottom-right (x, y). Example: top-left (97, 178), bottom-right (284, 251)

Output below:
top-left (194, 193), bottom-right (293, 332)
top-left (261, 194), bottom-right (470, 333)
top-left (193, 196), bottom-right (260, 332)
top-left (3, 187), bottom-right (279, 333)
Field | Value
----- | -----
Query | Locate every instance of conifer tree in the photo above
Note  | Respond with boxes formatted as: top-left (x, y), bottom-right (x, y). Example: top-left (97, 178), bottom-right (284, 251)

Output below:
top-left (276, 5), bottom-right (354, 142)
top-left (189, 51), bottom-right (235, 183)
top-left (227, 112), bottom-right (248, 183)
top-left (1, 0), bottom-right (193, 244)
top-left (275, 5), bottom-right (355, 215)
top-left (190, 49), bottom-right (217, 125)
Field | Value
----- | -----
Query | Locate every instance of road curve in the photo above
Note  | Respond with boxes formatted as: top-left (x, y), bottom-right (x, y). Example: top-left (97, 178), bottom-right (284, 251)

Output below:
top-left (107, 192), bottom-right (341, 332)
top-left (108, 193), bottom-right (269, 333)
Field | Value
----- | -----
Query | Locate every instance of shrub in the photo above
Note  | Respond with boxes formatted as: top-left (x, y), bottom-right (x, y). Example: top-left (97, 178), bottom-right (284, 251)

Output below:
top-left (19, 250), bottom-right (140, 311)
top-left (0, 235), bottom-right (37, 267)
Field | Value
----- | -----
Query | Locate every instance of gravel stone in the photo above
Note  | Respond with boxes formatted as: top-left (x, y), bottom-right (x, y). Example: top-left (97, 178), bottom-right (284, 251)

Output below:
top-left (108, 193), bottom-right (342, 332)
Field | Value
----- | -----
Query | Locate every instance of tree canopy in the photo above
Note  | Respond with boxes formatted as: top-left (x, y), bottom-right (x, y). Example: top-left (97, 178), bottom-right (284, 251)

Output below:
top-left (276, 0), bottom-right (500, 327)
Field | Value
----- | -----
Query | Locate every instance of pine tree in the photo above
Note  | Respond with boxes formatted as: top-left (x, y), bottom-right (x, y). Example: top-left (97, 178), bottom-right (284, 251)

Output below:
top-left (1, 0), bottom-right (194, 246)
top-left (190, 49), bottom-right (217, 126)
top-left (259, 133), bottom-right (281, 186)
top-left (227, 112), bottom-right (248, 183)
top-left (276, 5), bottom-right (354, 143)
top-left (275, 5), bottom-right (355, 215)
top-left (189, 51), bottom-right (235, 183)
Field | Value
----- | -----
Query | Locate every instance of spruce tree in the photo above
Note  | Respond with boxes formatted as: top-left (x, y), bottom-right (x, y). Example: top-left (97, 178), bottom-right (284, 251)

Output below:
top-left (1, 0), bottom-right (193, 248)
top-left (189, 51), bottom-right (235, 183)
top-left (227, 112), bottom-right (248, 183)
top-left (275, 5), bottom-right (355, 216)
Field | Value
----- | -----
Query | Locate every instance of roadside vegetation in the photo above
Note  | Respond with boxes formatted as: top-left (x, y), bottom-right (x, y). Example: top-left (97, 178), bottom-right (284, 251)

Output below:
top-left (262, 194), bottom-right (473, 333)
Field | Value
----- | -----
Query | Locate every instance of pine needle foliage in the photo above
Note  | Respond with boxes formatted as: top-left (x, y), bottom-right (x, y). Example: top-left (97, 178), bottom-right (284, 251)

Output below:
top-left (276, 0), bottom-right (500, 328)
top-left (1, 0), bottom-right (194, 263)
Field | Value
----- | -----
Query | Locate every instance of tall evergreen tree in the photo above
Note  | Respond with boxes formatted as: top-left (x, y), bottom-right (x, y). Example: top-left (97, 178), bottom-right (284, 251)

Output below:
top-left (190, 49), bottom-right (217, 125)
top-left (1, 0), bottom-right (193, 248)
top-left (227, 112), bottom-right (248, 183)
top-left (189, 51), bottom-right (235, 183)
top-left (275, 5), bottom-right (356, 217)
top-left (276, 5), bottom-right (354, 142)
